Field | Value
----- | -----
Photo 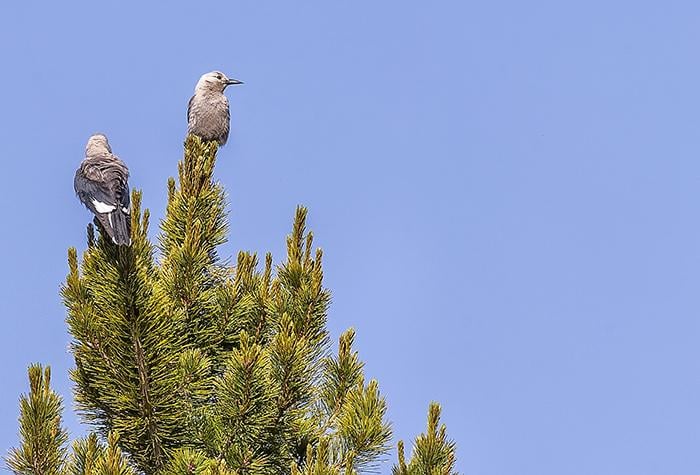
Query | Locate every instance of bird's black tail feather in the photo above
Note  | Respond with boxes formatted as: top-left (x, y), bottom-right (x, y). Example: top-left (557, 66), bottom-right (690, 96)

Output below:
top-left (111, 209), bottom-right (131, 246)
top-left (94, 210), bottom-right (131, 246)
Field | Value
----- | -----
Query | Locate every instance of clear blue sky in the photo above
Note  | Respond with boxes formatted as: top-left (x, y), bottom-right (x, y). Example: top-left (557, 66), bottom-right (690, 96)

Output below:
top-left (1, 1), bottom-right (698, 474)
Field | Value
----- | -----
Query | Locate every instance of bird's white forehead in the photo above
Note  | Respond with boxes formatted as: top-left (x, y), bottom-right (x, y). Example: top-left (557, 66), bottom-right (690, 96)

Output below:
top-left (197, 71), bottom-right (229, 86)
top-left (202, 70), bottom-right (226, 79)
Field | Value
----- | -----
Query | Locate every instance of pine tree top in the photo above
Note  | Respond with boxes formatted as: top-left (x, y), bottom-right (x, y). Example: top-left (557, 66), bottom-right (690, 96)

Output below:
top-left (9, 135), bottom-right (457, 475)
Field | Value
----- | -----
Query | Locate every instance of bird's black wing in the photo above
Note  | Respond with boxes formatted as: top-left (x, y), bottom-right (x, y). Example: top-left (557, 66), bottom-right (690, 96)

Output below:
top-left (74, 168), bottom-right (120, 214)
top-left (118, 181), bottom-right (131, 214)
top-left (221, 103), bottom-right (231, 145)
top-left (187, 95), bottom-right (194, 123)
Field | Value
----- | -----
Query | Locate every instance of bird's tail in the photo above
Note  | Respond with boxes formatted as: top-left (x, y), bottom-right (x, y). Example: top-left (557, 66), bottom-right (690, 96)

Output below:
top-left (94, 210), bottom-right (131, 246)
top-left (111, 208), bottom-right (131, 245)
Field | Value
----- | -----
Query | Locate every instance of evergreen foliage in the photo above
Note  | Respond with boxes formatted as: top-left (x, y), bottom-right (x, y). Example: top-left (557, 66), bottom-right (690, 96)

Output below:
top-left (392, 404), bottom-right (457, 475)
top-left (8, 135), bottom-right (458, 474)
top-left (66, 433), bottom-right (136, 475)
top-left (6, 365), bottom-right (68, 475)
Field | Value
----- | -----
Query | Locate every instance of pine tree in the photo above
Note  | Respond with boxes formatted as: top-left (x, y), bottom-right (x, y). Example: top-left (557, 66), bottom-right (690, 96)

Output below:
top-left (8, 135), bottom-right (458, 475)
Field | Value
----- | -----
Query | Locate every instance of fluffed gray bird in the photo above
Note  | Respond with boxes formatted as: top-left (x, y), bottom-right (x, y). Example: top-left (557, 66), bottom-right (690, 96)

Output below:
top-left (187, 71), bottom-right (243, 146)
top-left (74, 134), bottom-right (131, 245)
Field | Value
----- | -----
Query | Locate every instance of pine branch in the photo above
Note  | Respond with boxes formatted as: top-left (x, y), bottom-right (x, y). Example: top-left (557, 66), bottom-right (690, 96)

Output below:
top-left (158, 135), bottom-right (229, 358)
top-left (335, 379), bottom-right (392, 472)
top-left (96, 433), bottom-right (138, 475)
top-left (393, 403), bottom-right (457, 475)
top-left (271, 207), bottom-right (330, 369)
top-left (65, 433), bottom-right (103, 475)
top-left (65, 432), bottom-right (136, 475)
top-left (6, 364), bottom-right (68, 475)
top-left (320, 329), bottom-right (364, 423)
top-left (63, 192), bottom-right (186, 473)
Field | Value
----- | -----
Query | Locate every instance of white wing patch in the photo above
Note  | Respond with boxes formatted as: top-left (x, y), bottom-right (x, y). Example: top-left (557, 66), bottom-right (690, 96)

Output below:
top-left (92, 199), bottom-right (116, 213)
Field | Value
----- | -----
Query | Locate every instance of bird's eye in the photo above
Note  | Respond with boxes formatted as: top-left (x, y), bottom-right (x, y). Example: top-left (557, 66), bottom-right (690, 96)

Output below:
top-left (216, 75), bottom-right (223, 80)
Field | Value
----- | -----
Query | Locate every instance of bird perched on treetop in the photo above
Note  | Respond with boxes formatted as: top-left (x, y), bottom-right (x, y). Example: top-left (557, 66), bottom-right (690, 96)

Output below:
top-left (74, 134), bottom-right (131, 245)
top-left (187, 70), bottom-right (243, 146)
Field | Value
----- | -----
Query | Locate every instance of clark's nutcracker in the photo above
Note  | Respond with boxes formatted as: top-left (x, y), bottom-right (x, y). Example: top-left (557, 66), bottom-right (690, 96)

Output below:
top-left (187, 71), bottom-right (243, 145)
top-left (74, 134), bottom-right (131, 245)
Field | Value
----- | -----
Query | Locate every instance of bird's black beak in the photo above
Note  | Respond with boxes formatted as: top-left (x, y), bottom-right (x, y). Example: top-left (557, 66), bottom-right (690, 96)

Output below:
top-left (225, 78), bottom-right (244, 86)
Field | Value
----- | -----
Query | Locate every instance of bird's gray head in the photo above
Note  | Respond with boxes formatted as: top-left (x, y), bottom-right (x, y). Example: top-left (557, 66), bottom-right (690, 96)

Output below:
top-left (85, 133), bottom-right (112, 156)
top-left (194, 71), bottom-right (243, 93)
